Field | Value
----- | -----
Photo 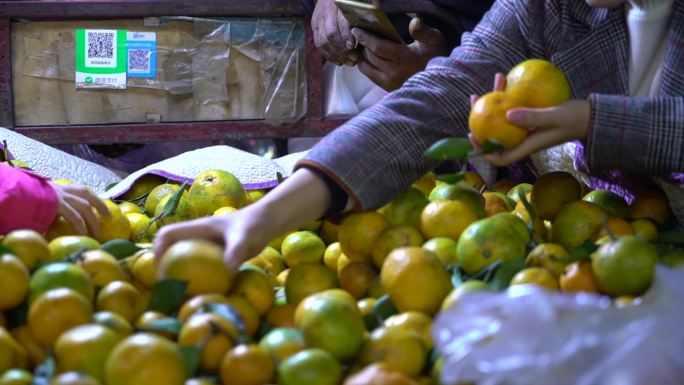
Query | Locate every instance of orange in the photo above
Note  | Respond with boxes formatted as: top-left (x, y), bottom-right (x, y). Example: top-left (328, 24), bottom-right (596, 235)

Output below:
top-left (129, 251), bottom-right (157, 289)
top-left (530, 172), bottom-right (582, 220)
top-left (95, 281), bottom-right (145, 323)
top-left (482, 192), bottom-right (512, 217)
top-left (336, 254), bottom-right (351, 274)
top-left (92, 311), bottom-right (133, 340)
top-left (259, 327), bottom-right (306, 364)
top-left (47, 236), bottom-right (100, 263)
top-left (319, 220), bottom-right (341, 245)
top-left (338, 212), bottom-right (391, 263)
top-left (552, 201), bottom-right (606, 251)
top-left (411, 172), bottom-right (436, 197)
top-left (0, 254), bottom-right (29, 311)
top-left (295, 295), bottom-right (365, 362)
top-left (441, 280), bottom-right (491, 310)
top-left (278, 349), bottom-right (341, 385)
top-left (422, 237), bottom-right (459, 267)
top-left (54, 324), bottom-right (120, 382)
top-left (591, 235), bottom-right (657, 296)
top-left (229, 268), bottom-right (274, 316)
top-left (512, 198), bottom-right (547, 243)
top-left (266, 304), bottom-right (296, 328)
top-left (187, 169), bottom-right (247, 217)
top-left (267, 231), bottom-right (296, 252)
top-left (300, 219), bottom-right (322, 232)
top-left (104, 333), bottom-right (187, 385)
top-left (631, 219), bottom-right (659, 243)
top-left (381, 247), bottom-right (452, 315)
top-left (120, 174), bottom-right (165, 202)
top-left (357, 298), bottom-right (376, 317)
top-left (9, 326), bottom-right (45, 370)
top-left (45, 217), bottom-right (78, 242)
top-left (213, 206), bottom-right (238, 216)
top-left (144, 183), bottom-right (180, 217)
top-left (525, 243), bottom-right (569, 276)
top-left (50, 372), bottom-right (101, 385)
top-left (281, 231), bottom-right (326, 267)
top-left (461, 171), bottom-right (486, 191)
top-left (469, 91), bottom-right (527, 150)
top-left (596, 217), bottom-right (634, 239)
top-left (95, 200), bottom-right (131, 243)
top-left (492, 179), bottom-right (518, 195)
top-left (378, 188), bottom-right (429, 229)
top-left (126, 213), bottom-right (157, 243)
top-left (456, 217), bottom-right (528, 275)
top-left (154, 192), bottom-right (197, 227)
top-left (134, 311), bottom-right (175, 340)
top-left (247, 247), bottom-right (285, 278)
top-left (247, 189), bottom-right (267, 204)
top-left (371, 227), bottom-right (424, 268)
top-left (507, 183), bottom-right (533, 203)
top-left (178, 313), bottom-right (239, 373)
top-left (77, 250), bottom-right (129, 289)
top-left (29, 261), bottom-right (94, 305)
top-left (0, 327), bottom-right (28, 373)
top-left (323, 242), bottom-right (343, 271)
top-left (613, 296), bottom-right (640, 308)
top-left (339, 262), bottom-right (379, 299)
top-left (0, 368), bottom-right (32, 385)
top-left (28, 288), bottom-right (92, 348)
top-left (427, 183), bottom-right (485, 218)
top-left (277, 269), bottom-right (290, 286)
top-left (559, 262), bottom-right (599, 293)
top-left (224, 296), bottom-right (261, 337)
top-left (505, 59), bottom-right (571, 108)
top-left (510, 267), bottom-right (559, 290)
top-left (420, 200), bottom-right (479, 241)
top-left (294, 290), bottom-right (357, 326)
top-left (285, 264), bottom-right (339, 306)
top-left (1, 229), bottom-right (49, 270)
top-left (178, 294), bottom-right (230, 324)
top-left (384, 311), bottom-right (433, 350)
top-left (159, 239), bottom-right (231, 296)
top-left (344, 363), bottom-right (419, 385)
top-left (629, 189), bottom-right (672, 224)
top-left (359, 327), bottom-right (427, 378)
top-left (220, 344), bottom-right (274, 385)
top-left (118, 202), bottom-right (142, 215)
top-left (583, 190), bottom-right (629, 218)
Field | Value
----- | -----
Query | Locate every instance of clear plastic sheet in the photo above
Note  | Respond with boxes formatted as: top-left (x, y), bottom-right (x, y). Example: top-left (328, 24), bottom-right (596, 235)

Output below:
top-left (12, 17), bottom-right (306, 126)
top-left (434, 265), bottom-right (684, 385)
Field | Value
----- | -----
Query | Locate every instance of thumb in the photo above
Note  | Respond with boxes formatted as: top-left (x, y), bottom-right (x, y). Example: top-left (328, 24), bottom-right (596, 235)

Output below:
top-left (409, 17), bottom-right (443, 46)
top-left (507, 107), bottom-right (560, 128)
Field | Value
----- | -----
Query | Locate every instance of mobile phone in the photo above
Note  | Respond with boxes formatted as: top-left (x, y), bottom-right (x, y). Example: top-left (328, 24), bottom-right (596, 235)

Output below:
top-left (334, 0), bottom-right (404, 44)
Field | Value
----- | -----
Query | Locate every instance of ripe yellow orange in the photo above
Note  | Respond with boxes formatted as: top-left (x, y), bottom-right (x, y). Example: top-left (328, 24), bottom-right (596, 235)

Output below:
top-left (384, 311), bottom-right (433, 350)
top-left (559, 262), bottom-right (599, 293)
top-left (228, 268), bottom-right (274, 316)
top-left (596, 217), bottom-right (634, 239)
top-left (629, 189), bottom-right (672, 224)
top-left (357, 297), bottom-right (376, 316)
top-left (92, 311), bottom-right (133, 341)
top-left (118, 202), bottom-right (142, 216)
top-left (420, 200), bottom-right (479, 241)
top-left (266, 304), bottom-right (297, 328)
top-left (129, 251), bottom-right (157, 290)
top-left (427, 183), bottom-right (485, 218)
top-left (126, 213), bottom-right (157, 243)
top-left (78, 250), bottom-right (129, 289)
top-left (0, 327), bottom-right (28, 373)
top-left (259, 327), bottom-right (306, 364)
top-left (95, 200), bottom-right (131, 243)
top-left (220, 344), bottom-right (274, 385)
top-left (120, 174), bottom-right (165, 202)
top-left (159, 239), bottom-right (231, 296)
top-left (105, 333), bottom-right (187, 385)
top-left (323, 242), bottom-right (343, 271)
top-left (213, 206), bottom-right (238, 216)
top-left (422, 237), bottom-right (459, 267)
top-left (381, 247), bottom-right (452, 315)
top-left (28, 288), bottom-right (92, 348)
top-left (247, 189), bottom-right (267, 204)
top-left (294, 290), bottom-right (357, 326)
top-left (285, 264), bottom-right (339, 306)
top-left (187, 170), bottom-right (248, 217)
top-left (224, 295), bottom-right (261, 337)
top-left (95, 281), bottom-right (145, 323)
top-left (9, 326), bottom-right (45, 370)
top-left (2, 230), bottom-right (49, 270)
top-left (631, 218), bottom-right (659, 243)
top-left (281, 231), bottom-right (326, 267)
top-left (44, 217), bottom-right (78, 242)
top-left (378, 188), bottom-right (429, 229)
top-left (411, 172), bottom-right (436, 197)
top-left (248, 246), bottom-right (286, 277)
top-left (47, 236), bottom-right (100, 263)
top-left (359, 327), bottom-right (427, 378)
top-left (441, 280), bottom-right (491, 310)
top-left (144, 183), bottom-right (180, 217)
top-left (178, 294), bottom-right (230, 324)
top-left (469, 91), bottom-right (527, 150)
top-left (371, 227), bottom-right (424, 268)
top-left (54, 324), bottom-right (120, 382)
top-left (267, 231), bottom-right (296, 252)
top-left (510, 267), bottom-right (559, 290)
top-left (0, 254), bottom-right (29, 311)
top-left (505, 59), bottom-right (571, 108)
top-left (154, 193), bottom-right (197, 227)
top-left (338, 212), bottom-right (391, 263)
top-left (134, 311), bottom-right (175, 340)
top-left (552, 201), bottom-right (606, 251)
top-left (178, 313), bottom-right (238, 373)
top-left (339, 262), bottom-right (379, 299)
top-left (531, 172), bottom-right (582, 221)
top-left (482, 192), bottom-right (511, 217)
top-left (278, 349), bottom-right (341, 385)
top-left (525, 243), bottom-right (569, 276)
top-left (0, 368), bottom-right (32, 385)
top-left (319, 219), bottom-right (341, 245)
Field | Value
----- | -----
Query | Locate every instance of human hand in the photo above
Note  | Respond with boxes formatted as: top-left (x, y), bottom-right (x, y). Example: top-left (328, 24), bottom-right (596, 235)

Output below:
top-left (154, 205), bottom-right (272, 273)
top-left (50, 182), bottom-right (110, 238)
top-left (312, 0), bottom-right (359, 65)
top-left (469, 73), bottom-right (590, 167)
top-left (352, 17), bottom-right (448, 91)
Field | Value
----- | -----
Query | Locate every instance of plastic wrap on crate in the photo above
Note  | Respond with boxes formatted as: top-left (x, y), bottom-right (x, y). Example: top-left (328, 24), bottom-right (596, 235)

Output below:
top-left (101, 145), bottom-right (307, 199)
top-left (12, 17), bottom-right (306, 126)
top-left (0, 127), bottom-right (122, 193)
top-left (433, 265), bottom-right (684, 385)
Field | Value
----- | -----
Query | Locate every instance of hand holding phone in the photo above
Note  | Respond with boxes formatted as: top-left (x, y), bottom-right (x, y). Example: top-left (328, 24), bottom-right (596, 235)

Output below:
top-left (334, 0), bottom-right (404, 44)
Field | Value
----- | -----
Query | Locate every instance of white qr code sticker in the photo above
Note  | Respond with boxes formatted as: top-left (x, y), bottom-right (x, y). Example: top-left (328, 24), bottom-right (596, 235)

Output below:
top-left (85, 29), bottom-right (117, 68)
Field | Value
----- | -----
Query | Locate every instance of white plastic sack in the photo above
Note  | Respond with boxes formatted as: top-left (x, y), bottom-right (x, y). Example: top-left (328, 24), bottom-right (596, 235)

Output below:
top-left (434, 265), bottom-right (684, 385)
top-left (323, 62), bottom-right (387, 118)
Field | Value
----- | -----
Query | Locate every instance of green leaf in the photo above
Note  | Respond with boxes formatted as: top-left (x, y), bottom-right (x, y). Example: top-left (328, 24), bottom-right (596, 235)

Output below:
top-left (276, 172), bottom-right (284, 184)
top-left (659, 226), bottom-right (684, 246)
top-left (0, 245), bottom-right (15, 255)
top-left (100, 239), bottom-right (142, 260)
top-left (488, 255), bottom-right (526, 291)
top-left (256, 321), bottom-right (274, 340)
top-left (162, 181), bottom-right (188, 218)
top-left (147, 279), bottom-right (188, 313)
top-left (561, 240), bottom-right (597, 264)
top-left (482, 140), bottom-right (504, 154)
top-left (31, 355), bottom-right (56, 385)
top-left (136, 317), bottom-right (182, 335)
top-left (200, 303), bottom-right (247, 342)
top-left (180, 346), bottom-right (202, 378)
top-left (0, 140), bottom-right (8, 162)
top-left (373, 294), bottom-right (398, 321)
top-left (424, 138), bottom-right (473, 161)
top-left (436, 172), bottom-right (466, 184)
top-left (6, 299), bottom-right (28, 328)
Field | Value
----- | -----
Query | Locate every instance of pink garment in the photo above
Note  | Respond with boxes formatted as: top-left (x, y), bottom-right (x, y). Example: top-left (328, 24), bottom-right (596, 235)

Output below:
top-left (0, 162), bottom-right (58, 234)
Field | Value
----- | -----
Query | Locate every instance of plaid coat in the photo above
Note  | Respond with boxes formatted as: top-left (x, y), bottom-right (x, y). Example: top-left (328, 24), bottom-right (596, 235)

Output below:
top-left (298, 0), bottom-right (684, 211)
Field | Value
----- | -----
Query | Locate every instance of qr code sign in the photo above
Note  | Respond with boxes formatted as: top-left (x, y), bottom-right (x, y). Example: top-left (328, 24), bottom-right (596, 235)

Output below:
top-left (128, 49), bottom-right (150, 72)
top-left (87, 31), bottom-right (114, 59)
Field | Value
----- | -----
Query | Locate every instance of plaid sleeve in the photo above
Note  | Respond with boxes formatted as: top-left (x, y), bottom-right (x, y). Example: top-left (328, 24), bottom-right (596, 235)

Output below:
top-left (297, 0), bottom-right (532, 210)
top-left (586, 94), bottom-right (684, 175)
